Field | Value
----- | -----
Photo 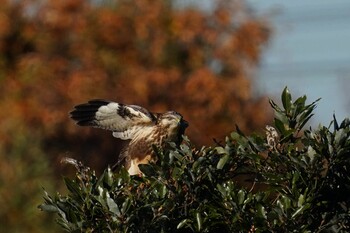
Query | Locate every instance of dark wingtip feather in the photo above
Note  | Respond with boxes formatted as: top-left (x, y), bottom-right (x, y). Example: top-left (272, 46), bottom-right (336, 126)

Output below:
top-left (70, 99), bottom-right (111, 126)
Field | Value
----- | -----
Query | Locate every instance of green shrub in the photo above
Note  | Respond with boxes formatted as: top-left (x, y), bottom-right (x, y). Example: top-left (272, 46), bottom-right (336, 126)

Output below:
top-left (39, 88), bottom-right (350, 232)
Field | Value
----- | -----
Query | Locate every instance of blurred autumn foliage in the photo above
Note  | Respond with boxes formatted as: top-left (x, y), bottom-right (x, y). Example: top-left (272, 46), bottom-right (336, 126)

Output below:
top-left (0, 0), bottom-right (271, 232)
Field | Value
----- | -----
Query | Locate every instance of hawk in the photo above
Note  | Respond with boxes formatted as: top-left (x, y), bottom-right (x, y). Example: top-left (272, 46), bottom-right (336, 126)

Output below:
top-left (70, 100), bottom-right (188, 175)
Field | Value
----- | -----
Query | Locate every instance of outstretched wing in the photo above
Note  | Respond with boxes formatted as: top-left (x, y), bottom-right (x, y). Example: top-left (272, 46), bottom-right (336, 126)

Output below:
top-left (70, 100), bottom-right (156, 140)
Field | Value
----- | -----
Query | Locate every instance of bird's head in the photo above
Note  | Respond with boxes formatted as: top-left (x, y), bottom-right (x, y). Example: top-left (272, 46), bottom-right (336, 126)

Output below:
top-left (158, 111), bottom-right (188, 135)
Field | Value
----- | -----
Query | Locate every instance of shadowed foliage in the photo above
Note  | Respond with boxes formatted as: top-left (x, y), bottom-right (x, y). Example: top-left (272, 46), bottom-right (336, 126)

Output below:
top-left (40, 89), bottom-right (350, 232)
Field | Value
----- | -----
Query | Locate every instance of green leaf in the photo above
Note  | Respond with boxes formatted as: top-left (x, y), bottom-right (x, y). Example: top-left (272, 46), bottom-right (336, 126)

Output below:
top-left (237, 190), bottom-right (245, 205)
top-left (177, 219), bottom-right (191, 229)
top-left (257, 204), bottom-right (267, 219)
top-left (333, 113), bottom-right (339, 131)
top-left (172, 151), bottom-right (184, 161)
top-left (172, 166), bottom-right (183, 178)
top-left (180, 143), bottom-right (191, 154)
top-left (269, 99), bottom-right (282, 112)
top-left (138, 164), bottom-right (156, 177)
top-left (192, 157), bottom-right (205, 172)
top-left (105, 167), bottom-right (114, 186)
top-left (215, 146), bottom-right (227, 155)
top-left (279, 130), bottom-right (294, 143)
top-left (274, 118), bottom-right (286, 135)
top-left (196, 211), bottom-right (202, 231)
top-left (96, 187), bottom-right (107, 209)
top-left (293, 95), bottom-right (307, 117)
top-left (106, 195), bottom-right (121, 217)
top-left (298, 114), bottom-right (314, 131)
top-left (158, 184), bottom-right (167, 199)
top-left (38, 204), bottom-right (59, 213)
top-left (281, 195), bottom-right (291, 210)
top-left (217, 153), bottom-right (229, 169)
top-left (118, 167), bottom-right (130, 184)
top-left (297, 194), bottom-right (305, 208)
top-left (121, 198), bottom-right (131, 214)
top-left (275, 110), bottom-right (289, 125)
top-left (292, 172), bottom-right (300, 186)
top-left (68, 208), bottom-right (79, 224)
top-left (64, 177), bottom-right (81, 197)
top-left (293, 95), bottom-right (306, 107)
top-left (340, 117), bottom-right (350, 128)
top-left (282, 87), bottom-right (292, 112)
top-left (276, 200), bottom-right (284, 211)
top-left (244, 193), bottom-right (253, 205)
top-left (292, 205), bottom-right (307, 218)
top-left (216, 184), bottom-right (226, 196)
top-left (230, 131), bottom-right (241, 140)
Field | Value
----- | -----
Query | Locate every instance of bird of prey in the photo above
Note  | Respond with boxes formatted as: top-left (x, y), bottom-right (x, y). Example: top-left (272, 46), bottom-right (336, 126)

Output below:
top-left (70, 100), bottom-right (188, 175)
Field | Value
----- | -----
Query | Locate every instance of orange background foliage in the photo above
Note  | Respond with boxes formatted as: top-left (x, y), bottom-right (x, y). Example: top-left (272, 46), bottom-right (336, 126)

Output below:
top-left (0, 0), bottom-right (272, 231)
top-left (0, 0), bottom-right (271, 168)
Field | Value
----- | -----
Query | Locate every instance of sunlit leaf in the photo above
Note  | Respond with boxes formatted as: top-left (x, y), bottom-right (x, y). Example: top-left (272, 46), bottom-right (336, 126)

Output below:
top-left (217, 153), bottom-right (229, 169)
top-left (297, 194), bottom-right (305, 208)
top-left (196, 211), bottom-right (202, 231)
top-left (177, 219), bottom-right (192, 229)
top-left (106, 195), bottom-right (121, 217)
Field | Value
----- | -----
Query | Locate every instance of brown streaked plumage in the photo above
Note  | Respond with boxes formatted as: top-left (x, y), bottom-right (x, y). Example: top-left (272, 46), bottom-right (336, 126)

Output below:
top-left (70, 100), bottom-right (188, 175)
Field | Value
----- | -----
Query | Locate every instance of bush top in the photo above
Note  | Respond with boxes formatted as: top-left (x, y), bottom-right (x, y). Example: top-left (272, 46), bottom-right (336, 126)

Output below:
top-left (40, 88), bottom-right (350, 232)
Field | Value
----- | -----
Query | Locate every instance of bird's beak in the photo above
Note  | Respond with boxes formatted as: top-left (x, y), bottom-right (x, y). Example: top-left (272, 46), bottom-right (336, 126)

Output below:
top-left (180, 119), bottom-right (189, 128)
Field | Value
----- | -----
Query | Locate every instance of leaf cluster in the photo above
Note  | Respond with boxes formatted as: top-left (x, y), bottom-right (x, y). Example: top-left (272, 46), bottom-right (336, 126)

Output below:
top-left (40, 88), bottom-right (350, 232)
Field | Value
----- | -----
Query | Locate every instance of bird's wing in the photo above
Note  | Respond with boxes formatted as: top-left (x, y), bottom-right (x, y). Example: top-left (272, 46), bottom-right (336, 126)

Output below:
top-left (70, 100), bottom-right (156, 140)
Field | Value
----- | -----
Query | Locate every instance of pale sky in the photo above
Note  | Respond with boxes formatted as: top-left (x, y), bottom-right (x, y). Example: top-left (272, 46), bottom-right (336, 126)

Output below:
top-left (248, 0), bottom-right (350, 127)
top-left (178, 0), bottom-right (350, 127)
